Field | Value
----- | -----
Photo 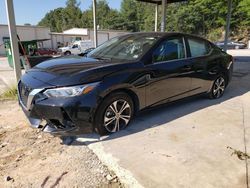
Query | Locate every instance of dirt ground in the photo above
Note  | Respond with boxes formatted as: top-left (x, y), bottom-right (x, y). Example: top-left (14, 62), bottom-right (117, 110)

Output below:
top-left (0, 100), bottom-right (121, 188)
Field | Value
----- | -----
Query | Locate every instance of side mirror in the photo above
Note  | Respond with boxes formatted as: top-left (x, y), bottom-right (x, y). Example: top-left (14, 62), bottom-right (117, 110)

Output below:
top-left (78, 52), bottom-right (87, 57)
top-left (152, 54), bottom-right (158, 63)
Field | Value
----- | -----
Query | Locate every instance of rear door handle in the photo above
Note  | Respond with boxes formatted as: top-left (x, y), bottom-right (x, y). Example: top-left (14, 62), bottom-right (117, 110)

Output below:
top-left (145, 74), bottom-right (151, 81)
top-left (182, 65), bottom-right (192, 71)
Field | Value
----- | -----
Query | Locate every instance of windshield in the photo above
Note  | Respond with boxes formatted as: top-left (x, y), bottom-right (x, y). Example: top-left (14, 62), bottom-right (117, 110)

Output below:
top-left (88, 35), bottom-right (159, 61)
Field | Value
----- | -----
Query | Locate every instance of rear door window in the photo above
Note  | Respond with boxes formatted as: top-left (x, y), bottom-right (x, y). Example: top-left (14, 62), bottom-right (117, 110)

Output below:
top-left (187, 38), bottom-right (211, 57)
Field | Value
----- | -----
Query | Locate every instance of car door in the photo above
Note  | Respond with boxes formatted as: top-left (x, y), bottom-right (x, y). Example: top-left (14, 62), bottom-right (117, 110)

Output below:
top-left (184, 36), bottom-right (214, 95)
top-left (145, 36), bottom-right (192, 106)
top-left (71, 44), bottom-right (80, 55)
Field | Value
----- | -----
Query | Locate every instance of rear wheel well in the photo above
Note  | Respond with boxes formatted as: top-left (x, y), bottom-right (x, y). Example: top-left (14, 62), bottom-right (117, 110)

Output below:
top-left (221, 71), bottom-right (229, 86)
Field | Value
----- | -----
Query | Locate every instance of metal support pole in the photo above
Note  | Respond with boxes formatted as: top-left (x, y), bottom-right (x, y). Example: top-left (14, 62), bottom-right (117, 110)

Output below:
top-left (224, 0), bottom-right (232, 52)
top-left (155, 4), bottom-right (158, 32)
top-left (5, 0), bottom-right (21, 82)
top-left (93, 0), bottom-right (98, 48)
top-left (160, 0), bottom-right (167, 32)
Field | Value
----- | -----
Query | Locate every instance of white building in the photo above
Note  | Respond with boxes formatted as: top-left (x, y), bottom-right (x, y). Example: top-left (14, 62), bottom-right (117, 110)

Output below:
top-left (50, 28), bottom-right (129, 49)
top-left (0, 25), bottom-right (129, 55)
top-left (0, 24), bottom-right (51, 55)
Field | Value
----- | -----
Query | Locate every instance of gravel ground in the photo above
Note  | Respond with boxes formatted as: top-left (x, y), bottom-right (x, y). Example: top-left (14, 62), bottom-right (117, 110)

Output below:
top-left (0, 100), bottom-right (121, 188)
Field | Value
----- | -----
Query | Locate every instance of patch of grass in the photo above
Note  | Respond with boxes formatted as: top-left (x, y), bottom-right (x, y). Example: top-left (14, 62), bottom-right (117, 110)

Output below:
top-left (0, 85), bottom-right (18, 100)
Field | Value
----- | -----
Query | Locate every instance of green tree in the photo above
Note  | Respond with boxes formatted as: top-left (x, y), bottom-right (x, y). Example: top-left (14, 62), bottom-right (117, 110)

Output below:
top-left (37, 0), bottom-right (250, 42)
top-left (96, 0), bottom-right (111, 29)
top-left (38, 8), bottom-right (65, 32)
top-left (81, 0), bottom-right (125, 30)
top-left (81, 9), bottom-right (93, 28)
top-left (38, 0), bottom-right (82, 31)
top-left (120, 0), bottom-right (139, 31)
top-left (105, 9), bottom-right (125, 30)
top-left (163, 0), bottom-right (250, 41)
top-left (62, 0), bottom-right (82, 29)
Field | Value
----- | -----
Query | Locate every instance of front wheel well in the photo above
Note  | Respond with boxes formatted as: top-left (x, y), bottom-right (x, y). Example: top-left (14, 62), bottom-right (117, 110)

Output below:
top-left (92, 88), bottom-right (139, 134)
top-left (100, 88), bottom-right (140, 114)
top-left (64, 51), bottom-right (71, 55)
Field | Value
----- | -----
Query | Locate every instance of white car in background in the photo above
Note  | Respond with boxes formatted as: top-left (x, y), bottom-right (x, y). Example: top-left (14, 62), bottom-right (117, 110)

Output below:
top-left (59, 40), bottom-right (93, 55)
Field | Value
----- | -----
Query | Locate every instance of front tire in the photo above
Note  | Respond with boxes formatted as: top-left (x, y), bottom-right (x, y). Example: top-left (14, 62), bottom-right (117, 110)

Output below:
top-left (208, 75), bottom-right (226, 99)
top-left (94, 92), bottom-right (134, 136)
top-left (64, 51), bottom-right (71, 56)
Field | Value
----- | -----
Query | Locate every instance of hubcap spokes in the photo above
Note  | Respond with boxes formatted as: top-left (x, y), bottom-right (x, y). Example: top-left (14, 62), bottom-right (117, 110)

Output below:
top-left (213, 77), bottom-right (225, 98)
top-left (104, 100), bottom-right (131, 132)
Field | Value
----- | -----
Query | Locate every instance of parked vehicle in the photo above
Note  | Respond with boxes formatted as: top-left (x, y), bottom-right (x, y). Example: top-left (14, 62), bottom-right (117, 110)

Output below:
top-left (58, 40), bottom-right (93, 55)
top-left (215, 40), bottom-right (246, 49)
top-left (18, 33), bottom-right (233, 136)
top-left (35, 48), bottom-right (57, 56)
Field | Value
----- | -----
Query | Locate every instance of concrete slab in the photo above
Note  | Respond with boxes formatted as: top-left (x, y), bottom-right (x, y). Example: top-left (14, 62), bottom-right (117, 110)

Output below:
top-left (241, 86), bottom-right (250, 186)
top-left (77, 53), bottom-right (250, 187)
top-left (228, 49), bottom-right (250, 57)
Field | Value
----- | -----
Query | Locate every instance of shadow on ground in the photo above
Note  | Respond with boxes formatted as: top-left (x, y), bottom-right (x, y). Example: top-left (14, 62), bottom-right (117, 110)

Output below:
top-left (62, 60), bottom-right (250, 146)
top-left (234, 56), bottom-right (250, 63)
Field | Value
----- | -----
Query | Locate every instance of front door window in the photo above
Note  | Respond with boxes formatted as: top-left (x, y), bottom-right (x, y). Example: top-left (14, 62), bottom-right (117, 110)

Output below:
top-left (152, 38), bottom-right (185, 63)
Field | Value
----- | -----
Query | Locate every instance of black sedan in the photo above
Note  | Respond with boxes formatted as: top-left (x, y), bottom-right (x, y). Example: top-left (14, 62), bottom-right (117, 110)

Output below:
top-left (18, 32), bottom-right (233, 136)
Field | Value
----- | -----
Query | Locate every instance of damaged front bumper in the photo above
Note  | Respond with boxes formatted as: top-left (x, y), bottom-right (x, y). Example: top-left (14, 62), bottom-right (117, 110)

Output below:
top-left (24, 116), bottom-right (77, 135)
top-left (19, 100), bottom-right (81, 136)
top-left (18, 81), bottom-right (95, 136)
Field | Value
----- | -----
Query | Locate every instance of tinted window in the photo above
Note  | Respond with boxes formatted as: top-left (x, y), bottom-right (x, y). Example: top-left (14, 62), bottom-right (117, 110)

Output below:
top-left (153, 38), bottom-right (185, 63)
top-left (88, 35), bottom-right (159, 61)
top-left (188, 38), bottom-right (210, 57)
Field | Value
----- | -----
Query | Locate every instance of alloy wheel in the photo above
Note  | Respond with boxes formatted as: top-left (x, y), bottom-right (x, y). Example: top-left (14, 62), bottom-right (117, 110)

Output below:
top-left (213, 77), bottom-right (225, 98)
top-left (104, 99), bottom-right (132, 133)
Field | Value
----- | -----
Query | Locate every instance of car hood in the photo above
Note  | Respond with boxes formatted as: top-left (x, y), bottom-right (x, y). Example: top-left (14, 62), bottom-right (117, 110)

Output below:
top-left (23, 56), bottom-right (135, 88)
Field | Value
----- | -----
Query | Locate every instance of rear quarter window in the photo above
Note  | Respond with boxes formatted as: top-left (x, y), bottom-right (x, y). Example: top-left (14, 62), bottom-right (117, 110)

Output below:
top-left (188, 38), bottom-right (211, 57)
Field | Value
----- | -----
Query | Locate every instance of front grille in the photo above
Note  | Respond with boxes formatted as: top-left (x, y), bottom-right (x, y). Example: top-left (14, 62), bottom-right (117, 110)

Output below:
top-left (18, 81), bottom-right (32, 107)
top-left (49, 119), bottom-right (66, 129)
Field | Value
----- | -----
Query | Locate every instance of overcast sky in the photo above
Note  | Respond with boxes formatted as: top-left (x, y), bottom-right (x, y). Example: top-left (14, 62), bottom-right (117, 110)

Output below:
top-left (0, 0), bottom-right (121, 25)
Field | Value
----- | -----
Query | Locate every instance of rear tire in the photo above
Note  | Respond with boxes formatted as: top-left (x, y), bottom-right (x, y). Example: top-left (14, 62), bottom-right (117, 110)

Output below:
top-left (208, 75), bottom-right (226, 99)
top-left (94, 92), bottom-right (134, 136)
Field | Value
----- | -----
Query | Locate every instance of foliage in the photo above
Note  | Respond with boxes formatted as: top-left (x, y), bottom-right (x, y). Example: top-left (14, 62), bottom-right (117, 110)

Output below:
top-left (63, 0), bottom-right (83, 30)
top-left (0, 86), bottom-right (18, 100)
top-left (38, 0), bottom-right (250, 41)
top-left (38, 8), bottom-right (65, 32)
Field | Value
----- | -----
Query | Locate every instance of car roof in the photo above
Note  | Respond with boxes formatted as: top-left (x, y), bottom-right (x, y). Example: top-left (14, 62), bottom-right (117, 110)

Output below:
top-left (122, 32), bottom-right (211, 43)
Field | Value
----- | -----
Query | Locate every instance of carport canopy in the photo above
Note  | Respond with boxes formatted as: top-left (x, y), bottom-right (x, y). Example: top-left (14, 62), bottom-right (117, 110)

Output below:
top-left (137, 0), bottom-right (187, 32)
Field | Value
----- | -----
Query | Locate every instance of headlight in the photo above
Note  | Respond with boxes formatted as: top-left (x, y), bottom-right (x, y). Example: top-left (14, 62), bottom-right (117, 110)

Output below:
top-left (43, 82), bottom-right (99, 98)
